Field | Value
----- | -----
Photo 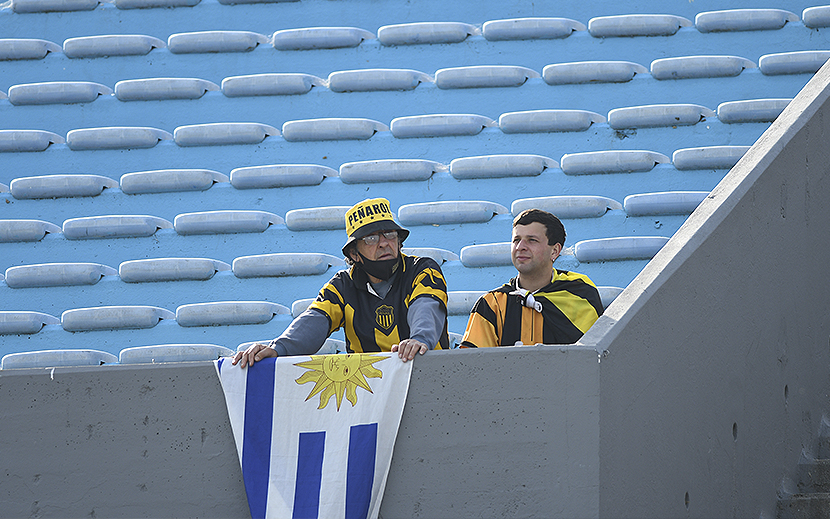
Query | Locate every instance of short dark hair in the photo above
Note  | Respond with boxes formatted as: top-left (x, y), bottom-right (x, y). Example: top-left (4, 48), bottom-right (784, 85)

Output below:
top-left (512, 209), bottom-right (566, 246)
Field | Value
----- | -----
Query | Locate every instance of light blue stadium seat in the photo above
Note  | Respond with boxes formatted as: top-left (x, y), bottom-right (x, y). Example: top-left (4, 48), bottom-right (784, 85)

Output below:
top-left (66, 126), bottom-right (172, 150)
top-left (0, 38), bottom-right (62, 60)
top-left (717, 98), bottom-right (791, 123)
top-left (447, 291), bottom-right (485, 315)
top-left (542, 61), bottom-right (649, 85)
top-left (498, 109), bottom-right (606, 133)
top-left (62, 35), bottom-right (166, 58)
top-left (0, 219), bottom-right (62, 242)
top-left (650, 56), bottom-right (756, 80)
top-left (1, 349), bottom-right (118, 369)
top-left (398, 200), bottom-right (509, 225)
top-left (401, 247), bottom-right (460, 265)
top-left (4, 263), bottom-right (118, 288)
top-left (803, 6), bottom-right (830, 28)
top-left (173, 122), bottom-right (278, 146)
top-left (232, 253), bottom-right (345, 278)
top-left (114, 78), bottom-right (220, 101)
top-left (114, 0), bottom-right (200, 8)
top-left (434, 65), bottom-right (540, 89)
top-left (271, 27), bottom-right (375, 50)
top-left (459, 242), bottom-right (511, 267)
top-left (10, 174), bottom-right (118, 199)
top-left (7, 81), bottom-right (112, 105)
top-left (481, 17), bottom-right (586, 41)
top-left (390, 114), bottom-right (496, 138)
top-left (623, 191), bottom-right (709, 216)
top-left (511, 195), bottom-right (623, 219)
top-left (290, 299), bottom-right (315, 317)
top-left (61, 305), bottom-right (176, 331)
top-left (587, 14), bottom-right (692, 37)
top-left (0, 130), bottom-right (64, 152)
top-left (449, 154), bottom-right (558, 179)
top-left (694, 9), bottom-right (799, 33)
top-left (167, 31), bottom-right (270, 54)
top-left (281, 118), bottom-right (388, 141)
top-left (0, 311), bottom-right (60, 335)
top-left (230, 164), bottom-right (336, 188)
top-left (377, 22), bottom-right (477, 46)
top-left (12, 0), bottom-right (98, 13)
top-left (175, 301), bottom-right (290, 327)
top-left (574, 236), bottom-right (669, 262)
top-left (0, 91), bottom-right (5, 100)
top-left (62, 215), bottom-right (173, 239)
top-left (119, 344), bottom-right (235, 364)
top-left (597, 286), bottom-right (624, 309)
top-left (759, 51), bottom-right (830, 76)
top-left (173, 210), bottom-right (284, 235)
top-left (560, 150), bottom-right (671, 175)
top-left (327, 69), bottom-right (432, 92)
top-left (339, 159), bottom-right (442, 184)
top-left (221, 73), bottom-right (325, 97)
top-left (0, 183), bottom-right (7, 193)
top-left (672, 145), bottom-right (751, 170)
top-left (284, 206), bottom-right (349, 231)
top-left (120, 169), bottom-right (229, 194)
top-left (608, 104), bottom-right (716, 129)
top-left (119, 257), bottom-right (231, 282)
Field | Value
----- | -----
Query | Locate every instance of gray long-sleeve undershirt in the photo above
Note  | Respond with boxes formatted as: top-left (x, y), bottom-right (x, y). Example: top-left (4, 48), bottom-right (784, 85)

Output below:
top-left (269, 294), bottom-right (445, 357)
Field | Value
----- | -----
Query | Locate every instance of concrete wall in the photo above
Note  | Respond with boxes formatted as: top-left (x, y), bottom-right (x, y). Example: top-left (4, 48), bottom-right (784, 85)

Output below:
top-left (0, 346), bottom-right (601, 519)
top-left (585, 60), bottom-right (830, 518)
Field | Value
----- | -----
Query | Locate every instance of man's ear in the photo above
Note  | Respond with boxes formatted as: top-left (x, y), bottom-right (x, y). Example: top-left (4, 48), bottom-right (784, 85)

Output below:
top-left (551, 243), bottom-right (563, 262)
top-left (348, 246), bottom-right (361, 264)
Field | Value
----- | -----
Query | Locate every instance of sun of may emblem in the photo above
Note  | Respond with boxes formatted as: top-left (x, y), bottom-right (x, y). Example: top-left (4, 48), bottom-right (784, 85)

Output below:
top-left (294, 354), bottom-right (386, 411)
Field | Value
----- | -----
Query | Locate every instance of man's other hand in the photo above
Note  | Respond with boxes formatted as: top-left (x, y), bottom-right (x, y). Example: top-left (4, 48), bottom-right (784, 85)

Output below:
top-left (391, 339), bottom-right (428, 363)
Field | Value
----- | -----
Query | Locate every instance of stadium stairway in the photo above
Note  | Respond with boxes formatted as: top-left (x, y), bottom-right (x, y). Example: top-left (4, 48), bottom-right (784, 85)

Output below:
top-left (777, 417), bottom-right (830, 518)
top-left (2, 0), bottom-right (830, 361)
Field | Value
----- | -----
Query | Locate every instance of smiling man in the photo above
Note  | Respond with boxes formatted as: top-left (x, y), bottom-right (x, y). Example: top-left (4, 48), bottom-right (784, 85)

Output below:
top-left (460, 208), bottom-right (603, 348)
top-left (234, 198), bottom-right (450, 366)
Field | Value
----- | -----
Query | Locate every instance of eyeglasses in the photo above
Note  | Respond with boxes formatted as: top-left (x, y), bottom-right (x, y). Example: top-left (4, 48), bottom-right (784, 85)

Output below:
top-left (360, 231), bottom-right (398, 246)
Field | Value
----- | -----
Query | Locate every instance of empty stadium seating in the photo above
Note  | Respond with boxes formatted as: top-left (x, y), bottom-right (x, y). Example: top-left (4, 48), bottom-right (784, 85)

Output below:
top-left (2, 0), bottom-right (829, 363)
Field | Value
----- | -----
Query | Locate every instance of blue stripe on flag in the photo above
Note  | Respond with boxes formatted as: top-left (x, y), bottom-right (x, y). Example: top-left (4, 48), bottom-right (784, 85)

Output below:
top-left (242, 357), bottom-right (277, 519)
top-left (293, 431), bottom-right (325, 519)
top-left (345, 423), bottom-right (378, 519)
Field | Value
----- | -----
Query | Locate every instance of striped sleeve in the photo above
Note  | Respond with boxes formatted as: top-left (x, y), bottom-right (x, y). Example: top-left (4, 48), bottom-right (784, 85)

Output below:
top-left (308, 279), bottom-right (347, 336)
top-left (408, 259), bottom-right (449, 307)
top-left (541, 271), bottom-right (603, 336)
top-left (460, 292), bottom-right (501, 348)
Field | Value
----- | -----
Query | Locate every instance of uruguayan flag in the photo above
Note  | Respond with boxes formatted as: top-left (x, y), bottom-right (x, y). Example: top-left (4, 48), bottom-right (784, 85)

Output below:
top-left (215, 353), bottom-right (413, 519)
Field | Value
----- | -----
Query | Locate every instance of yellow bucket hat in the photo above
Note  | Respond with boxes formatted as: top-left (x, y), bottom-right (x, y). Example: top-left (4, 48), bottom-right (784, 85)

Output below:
top-left (342, 198), bottom-right (409, 255)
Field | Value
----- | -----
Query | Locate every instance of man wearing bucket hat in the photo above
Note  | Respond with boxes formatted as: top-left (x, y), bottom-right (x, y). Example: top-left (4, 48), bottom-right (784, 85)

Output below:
top-left (233, 198), bottom-right (450, 366)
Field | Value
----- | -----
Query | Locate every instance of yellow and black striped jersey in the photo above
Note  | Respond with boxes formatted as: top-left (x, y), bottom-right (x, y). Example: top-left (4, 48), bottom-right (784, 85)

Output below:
top-left (460, 269), bottom-right (603, 348)
top-left (309, 254), bottom-right (450, 353)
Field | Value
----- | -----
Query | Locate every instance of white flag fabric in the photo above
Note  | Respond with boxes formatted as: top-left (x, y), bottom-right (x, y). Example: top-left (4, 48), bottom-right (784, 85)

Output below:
top-left (215, 353), bottom-right (413, 519)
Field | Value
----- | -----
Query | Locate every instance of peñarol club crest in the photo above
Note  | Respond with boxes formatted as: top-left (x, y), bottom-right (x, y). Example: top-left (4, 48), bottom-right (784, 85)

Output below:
top-left (375, 305), bottom-right (394, 331)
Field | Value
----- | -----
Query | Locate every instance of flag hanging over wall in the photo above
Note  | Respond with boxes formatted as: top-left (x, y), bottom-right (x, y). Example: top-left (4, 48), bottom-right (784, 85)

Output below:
top-left (215, 353), bottom-right (413, 519)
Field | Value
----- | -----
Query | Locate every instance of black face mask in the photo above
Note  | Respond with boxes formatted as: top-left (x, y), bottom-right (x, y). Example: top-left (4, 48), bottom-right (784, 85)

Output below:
top-left (357, 252), bottom-right (400, 281)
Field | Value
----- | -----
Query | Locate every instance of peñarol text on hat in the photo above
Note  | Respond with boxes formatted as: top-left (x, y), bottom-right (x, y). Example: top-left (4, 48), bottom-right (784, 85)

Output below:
top-left (346, 198), bottom-right (394, 237)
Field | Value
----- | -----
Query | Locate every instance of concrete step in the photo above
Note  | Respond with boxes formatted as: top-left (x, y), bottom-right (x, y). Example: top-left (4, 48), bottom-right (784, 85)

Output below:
top-left (798, 459), bottom-right (830, 493)
top-left (777, 492), bottom-right (830, 519)
top-left (777, 493), bottom-right (830, 519)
